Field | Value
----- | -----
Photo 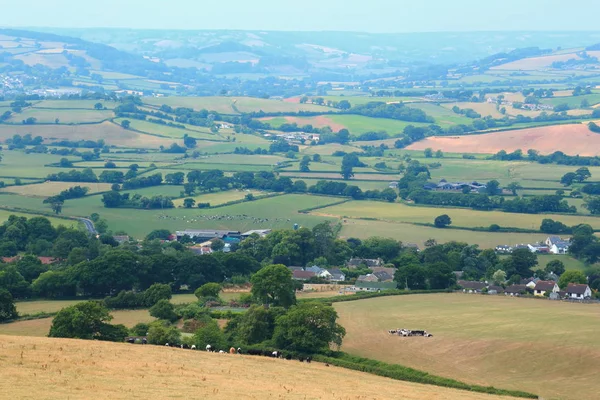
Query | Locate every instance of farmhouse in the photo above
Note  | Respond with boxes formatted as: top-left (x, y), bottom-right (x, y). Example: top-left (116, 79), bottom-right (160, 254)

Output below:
top-left (424, 179), bottom-right (487, 193)
top-left (356, 274), bottom-right (379, 283)
top-left (487, 285), bottom-right (505, 294)
top-left (457, 280), bottom-right (486, 293)
top-left (533, 281), bottom-right (560, 297)
top-left (527, 244), bottom-right (550, 253)
top-left (388, 181), bottom-right (399, 189)
top-left (565, 283), bottom-right (592, 300)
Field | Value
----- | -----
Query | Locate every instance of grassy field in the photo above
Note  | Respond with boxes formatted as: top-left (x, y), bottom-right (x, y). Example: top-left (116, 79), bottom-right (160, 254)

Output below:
top-left (0, 121), bottom-right (179, 149)
top-left (338, 218), bottom-right (548, 248)
top-left (335, 293), bottom-right (600, 400)
top-left (6, 108), bottom-right (113, 124)
top-left (316, 200), bottom-right (600, 230)
top-left (0, 209), bottom-right (78, 228)
top-left (0, 310), bottom-right (154, 337)
top-left (0, 193), bottom-right (339, 238)
top-left (0, 181), bottom-right (113, 197)
top-left (114, 118), bottom-right (220, 140)
top-left (0, 335), bottom-right (513, 400)
top-left (144, 96), bottom-right (332, 114)
top-left (172, 189), bottom-right (263, 207)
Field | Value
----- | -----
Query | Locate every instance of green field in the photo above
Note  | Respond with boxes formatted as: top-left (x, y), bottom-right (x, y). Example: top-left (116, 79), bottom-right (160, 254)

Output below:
top-left (113, 118), bottom-right (220, 140)
top-left (338, 218), bottom-right (548, 248)
top-left (0, 209), bottom-right (79, 228)
top-left (336, 293), bottom-right (600, 400)
top-left (144, 96), bottom-right (332, 114)
top-left (172, 189), bottom-right (263, 207)
top-left (317, 200), bottom-right (600, 231)
top-left (6, 108), bottom-right (113, 124)
top-left (0, 193), bottom-right (339, 238)
top-left (541, 93), bottom-right (600, 107)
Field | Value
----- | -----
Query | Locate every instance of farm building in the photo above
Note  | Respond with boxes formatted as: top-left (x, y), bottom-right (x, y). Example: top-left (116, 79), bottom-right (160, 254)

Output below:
top-left (175, 229), bottom-right (241, 243)
top-left (533, 281), bottom-right (560, 297)
top-left (241, 229), bottom-right (272, 239)
top-left (565, 283), bottom-right (592, 300)
top-left (353, 281), bottom-right (397, 292)
top-left (487, 285), bottom-right (505, 294)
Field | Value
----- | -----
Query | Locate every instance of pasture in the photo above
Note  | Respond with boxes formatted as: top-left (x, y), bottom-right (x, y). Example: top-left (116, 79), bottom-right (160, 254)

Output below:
top-left (6, 108), bottom-right (113, 124)
top-left (172, 189), bottom-right (263, 207)
top-left (144, 96), bottom-right (332, 114)
top-left (316, 200), bottom-right (600, 230)
top-left (0, 193), bottom-right (339, 238)
top-left (0, 310), bottom-right (154, 337)
top-left (0, 335), bottom-right (513, 400)
top-left (337, 218), bottom-right (548, 248)
top-left (0, 122), bottom-right (180, 149)
top-left (114, 118), bottom-right (220, 140)
top-left (0, 181), bottom-right (112, 197)
top-left (0, 209), bottom-right (78, 228)
top-left (335, 293), bottom-right (600, 400)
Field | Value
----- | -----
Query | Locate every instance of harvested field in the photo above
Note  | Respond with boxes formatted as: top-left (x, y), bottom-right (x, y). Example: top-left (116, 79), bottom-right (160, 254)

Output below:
top-left (0, 335), bottom-right (515, 400)
top-left (0, 122), bottom-right (181, 149)
top-left (407, 124), bottom-right (600, 156)
top-left (336, 293), bottom-right (600, 400)
top-left (490, 53), bottom-right (584, 70)
top-left (0, 181), bottom-right (112, 197)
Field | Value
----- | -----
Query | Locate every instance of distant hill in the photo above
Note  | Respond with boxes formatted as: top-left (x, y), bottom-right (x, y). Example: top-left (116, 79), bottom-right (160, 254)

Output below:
top-left (0, 334), bottom-right (515, 400)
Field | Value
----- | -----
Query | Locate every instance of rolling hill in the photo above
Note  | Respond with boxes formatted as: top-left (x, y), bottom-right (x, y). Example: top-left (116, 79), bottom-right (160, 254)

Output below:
top-left (0, 335), bottom-right (517, 400)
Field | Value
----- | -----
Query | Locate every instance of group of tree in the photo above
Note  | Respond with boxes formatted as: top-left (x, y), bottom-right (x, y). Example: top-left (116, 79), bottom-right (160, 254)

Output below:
top-left (101, 191), bottom-right (174, 209)
top-left (494, 148), bottom-right (600, 166)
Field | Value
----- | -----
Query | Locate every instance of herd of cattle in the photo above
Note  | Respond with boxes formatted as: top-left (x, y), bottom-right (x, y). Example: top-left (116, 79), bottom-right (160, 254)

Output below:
top-left (124, 337), bottom-right (316, 363)
top-left (388, 329), bottom-right (433, 337)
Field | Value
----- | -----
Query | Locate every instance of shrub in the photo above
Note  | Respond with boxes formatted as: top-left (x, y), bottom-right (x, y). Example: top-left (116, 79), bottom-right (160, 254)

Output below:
top-left (149, 299), bottom-right (178, 322)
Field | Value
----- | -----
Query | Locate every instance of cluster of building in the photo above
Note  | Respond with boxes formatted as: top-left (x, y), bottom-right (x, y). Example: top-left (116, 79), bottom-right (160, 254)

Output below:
top-left (485, 96), bottom-right (554, 111)
top-left (173, 229), bottom-right (271, 255)
top-left (458, 279), bottom-right (592, 300)
top-left (496, 236), bottom-right (571, 255)
top-left (263, 132), bottom-right (320, 144)
top-left (423, 179), bottom-right (488, 193)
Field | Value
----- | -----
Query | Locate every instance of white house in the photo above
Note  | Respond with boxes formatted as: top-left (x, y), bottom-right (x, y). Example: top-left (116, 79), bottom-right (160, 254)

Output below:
top-left (550, 241), bottom-right (570, 254)
top-left (533, 281), bottom-right (560, 297)
top-left (566, 283), bottom-right (592, 300)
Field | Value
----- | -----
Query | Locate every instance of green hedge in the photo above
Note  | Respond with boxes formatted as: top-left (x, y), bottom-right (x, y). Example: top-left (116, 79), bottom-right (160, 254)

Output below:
top-left (312, 353), bottom-right (537, 399)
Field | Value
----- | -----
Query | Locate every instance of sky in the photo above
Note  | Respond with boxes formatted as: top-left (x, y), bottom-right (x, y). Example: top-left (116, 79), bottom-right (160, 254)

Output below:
top-left (2, 0), bottom-right (599, 32)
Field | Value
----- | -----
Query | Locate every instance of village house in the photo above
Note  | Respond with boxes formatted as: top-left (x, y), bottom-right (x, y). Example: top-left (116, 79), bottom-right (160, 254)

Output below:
top-left (423, 179), bottom-right (487, 193)
top-left (565, 283), bottom-right (592, 300)
top-left (533, 281), bottom-right (560, 297)
top-left (373, 271), bottom-right (394, 282)
top-left (356, 274), bottom-right (379, 283)
top-left (292, 270), bottom-right (315, 281)
top-left (527, 244), bottom-right (550, 253)
top-left (545, 236), bottom-right (570, 254)
top-left (175, 229), bottom-right (241, 243)
top-left (505, 284), bottom-right (528, 296)
top-left (403, 243), bottom-right (421, 252)
top-left (327, 268), bottom-right (346, 282)
top-left (457, 280), bottom-right (486, 293)
top-left (487, 285), bottom-right (505, 294)
top-left (241, 229), bottom-right (272, 239)
top-left (388, 181), bottom-right (399, 189)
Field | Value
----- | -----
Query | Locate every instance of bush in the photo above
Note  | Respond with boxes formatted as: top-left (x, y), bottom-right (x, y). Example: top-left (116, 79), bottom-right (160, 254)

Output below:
top-left (193, 318), bottom-right (227, 350)
top-left (149, 299), bottom-right (178, 322)
top-left (147, 320), bottom-right (181, 345)
top-left (130, 322), bottom-right (150, 336)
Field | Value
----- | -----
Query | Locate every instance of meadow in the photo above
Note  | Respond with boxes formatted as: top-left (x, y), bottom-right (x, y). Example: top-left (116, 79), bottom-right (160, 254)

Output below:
top-left (0, 209), bottom-right (78, 228)
top-left (0, 335), bottom-right (513, 400)
top-left (113, 118), bottom-right (221, 140)
top-left (335, 293), bottom-right (600, 400)
top-left (0, 181), bottom-right (113, 197)
top-left (7, 108), bottom-right (113, 124)
top-left (145, 96), bottom-right (332, 114)
top-left (316, 200), bottom-right (600, 230)
top-left (337, 218), bottom-right (548, 248)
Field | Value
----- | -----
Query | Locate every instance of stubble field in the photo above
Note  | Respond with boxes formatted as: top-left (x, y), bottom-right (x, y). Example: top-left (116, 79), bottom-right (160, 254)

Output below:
top-left (335, 293), bottom-right (600, 400)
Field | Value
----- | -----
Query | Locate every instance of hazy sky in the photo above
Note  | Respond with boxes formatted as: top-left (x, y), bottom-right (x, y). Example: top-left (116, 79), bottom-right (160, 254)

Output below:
top-left (2, 0), bottom-right (599, 32)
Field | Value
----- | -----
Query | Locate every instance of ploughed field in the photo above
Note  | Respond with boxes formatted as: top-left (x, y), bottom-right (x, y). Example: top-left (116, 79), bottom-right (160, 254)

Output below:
top-left (0, 334), bottom-right (519, 400)
top-left (335, 293), bottom-right (600, 400)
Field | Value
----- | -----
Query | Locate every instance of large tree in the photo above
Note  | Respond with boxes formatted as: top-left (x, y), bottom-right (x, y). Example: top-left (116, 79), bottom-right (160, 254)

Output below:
top-left (274, 302), bottom-right (345, 353)
top-left (0, 289), bottom-right (18, 322)
top-left (49, 301), bottom-right (127, 341)
top-left (251, 264), bottom-right (296, 308)
top-left (558, 270), bottom-right (587, 289)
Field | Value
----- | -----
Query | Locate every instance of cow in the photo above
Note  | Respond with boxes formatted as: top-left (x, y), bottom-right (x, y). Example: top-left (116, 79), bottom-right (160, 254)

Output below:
top-left (165, 343), bottom-right (170, 347)
top-left (142, 338), bottom-right (147, 345)
top-left (306, 356), bottom-right (312, 363)
top-left (219, 350), bottom-right (225, 354)
top-left (298, 357), bottom-right (305, 362)
top-left (126, 337), bottom-right (135, 344)
top-left (206, 344), bottom-right (212, 352)
top-left (230, 347), bottom-right (236, 354)
top-left (272, 351), bottom-right (281, 358)
top-left (237, 348), bottom-right (242, 354)
top-left (191, 345), bottom-right (196, 350)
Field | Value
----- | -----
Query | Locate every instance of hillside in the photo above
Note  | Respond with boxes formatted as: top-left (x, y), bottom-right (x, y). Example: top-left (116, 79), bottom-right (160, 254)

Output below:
top-left (0, 335), bottom-right (516, 400)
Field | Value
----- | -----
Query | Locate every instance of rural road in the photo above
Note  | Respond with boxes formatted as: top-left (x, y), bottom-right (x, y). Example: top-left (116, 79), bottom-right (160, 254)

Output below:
top-left (79, 218), bottom-right (97, 235)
